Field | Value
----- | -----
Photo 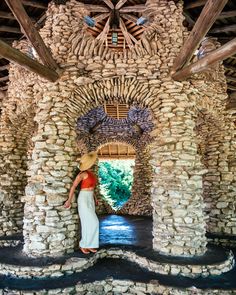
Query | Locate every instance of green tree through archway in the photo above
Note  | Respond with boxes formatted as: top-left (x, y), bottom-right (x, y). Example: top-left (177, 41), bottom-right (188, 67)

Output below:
top-left (98, 160), bottom-right (134, 210)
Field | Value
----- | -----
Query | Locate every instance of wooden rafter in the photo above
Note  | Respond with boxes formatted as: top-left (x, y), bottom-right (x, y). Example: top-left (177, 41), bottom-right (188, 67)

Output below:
top-left (0, 86), bottom-right (8, 91)
top-left (5, 0), bottom-right (58, 71)
top-left (21, 0), bottom-right (47, 9)
top-left (84, 4), bottom-right (110, 13)
top-left (210, 24), bottom-right (236, 34)
top-left (0, 11), bottom-right (15, 20)
top-left (172, 0), bottom-right (228, 73)
top-left (120, 5), bottom-right (145, 13)
top-left (183, 11), bottom-right (195, 28)
top-left (102, 0), bottom-right (114, 9)
top-left (97, 15), bottom-right (111, 44)
top-left (93, 13), bottom-right (110, 23)
top-left (122, 13), bottom-right (147, 28)
top-left (172, 38), bottom-right (236, 81)
top-left (226, 75), bottom-right (236, 83)
top-left (116, 0), bottom-right (128, 10)
top-left (185, 0), bottom-right (207, 9)
top-left (0, 26), bottom-right (21, 34)
top-left (218, 10), bottom-right (236, 19)
top-left (119, 17), bottom-right (133, 49)
top-left (0, 76), bottom-right (9, 82)
top-left (0, 65), bottom-right (9, 71)
top-left (0, 39), bottom-right (59, 82)
top-left (228, 85), bottom-right (236, 91)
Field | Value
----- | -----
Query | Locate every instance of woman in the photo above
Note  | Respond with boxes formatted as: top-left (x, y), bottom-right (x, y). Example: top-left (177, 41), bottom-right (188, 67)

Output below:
top-left (64, 151), bottom-right (99, 254)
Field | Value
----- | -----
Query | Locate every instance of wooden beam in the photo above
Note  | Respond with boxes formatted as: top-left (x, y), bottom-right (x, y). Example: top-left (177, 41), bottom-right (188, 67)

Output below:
top-left (5, 0), bottom-right (58, 71)
top-left (0, 76), bottom-right (9, 82)
top-left (224, 64), bottom-right (236, 72)
top-left (185, 0), bottom-right (207, 9)
top-left (120, 5), bottom-right (145, 13)
top-left (210, 24), bottom-right (236, 34)
top-left (116, 0), bottom-right (128, 10)
top-left (121, 14), bottom-right (147, 28)
top-left (21, 0), bottom-right (47, 9)
top-left (226, 75), bottom-right (236, 83)
top-left (98, 155), bottom-right (135, 159)
top-left (0, 39), bottom-right (59, 82)
top-left (172, 38), bottom-right (236, 81)
top-left (0, 64), bottom-right (9, 71)
top-left (0, 26), bottom-right (21, 34)
top-left (93, 13), bottom-right (110, 23)
top-left (218, 10), bottom-right (236, 19)
top-left (102, 0), bottom-right (114, 9)
top-left (84, 4), bottom-right (110, 13)
top-left (172, 0), bottom-right (228, 73)
top-left (228, 85), bottom-right (236, 91)
top-left (183, 11), bottom-right (195, 28)
top-left (0, 86), bottom-right (8, 91)
top-left (119, 17), bottom-right (133, 49)
top-left (0, 11), bottom-right (15, 20)
top-left (96, 15), bottom-right (111, 44)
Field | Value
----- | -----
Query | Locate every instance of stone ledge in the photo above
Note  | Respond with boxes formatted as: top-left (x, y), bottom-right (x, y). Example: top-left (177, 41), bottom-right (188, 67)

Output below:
top-left (0, 279), bottom-right (236, 295)
top-left (0, 246), bottom-right (234, 279)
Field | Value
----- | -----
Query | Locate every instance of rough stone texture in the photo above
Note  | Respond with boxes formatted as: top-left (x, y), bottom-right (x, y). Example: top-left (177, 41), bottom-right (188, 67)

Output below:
top-left (1, 281), bottom-right (236, 295)
top-left (0, 0), bottom-right (234, 259)
top-left (0, 247), bottom-right (234, 279)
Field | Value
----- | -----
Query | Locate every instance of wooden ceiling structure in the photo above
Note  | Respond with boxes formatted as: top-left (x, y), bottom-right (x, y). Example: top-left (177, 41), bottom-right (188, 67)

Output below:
top-left (98, 142), bottom-right (136, 159)
top-left (0, 1), bottom-right (235, 119)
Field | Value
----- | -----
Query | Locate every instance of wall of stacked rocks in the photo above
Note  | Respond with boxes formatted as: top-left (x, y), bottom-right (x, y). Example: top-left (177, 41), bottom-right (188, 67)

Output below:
top-left (0, 0), bottom-right (234, 258)
top-left (0, 41), bottom-right (39, 236)
top-left (192, 68), bottom-right (236, 236)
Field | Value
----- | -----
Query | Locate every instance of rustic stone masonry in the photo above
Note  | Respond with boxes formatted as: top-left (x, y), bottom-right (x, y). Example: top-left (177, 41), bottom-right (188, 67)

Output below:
top-left (0, 247), bottom-right (234, 279)
top-left (1, 282), bottom-right (236, 295)
top-left (0, 41), bottom-right (37, 237)
top-left (0, 0), bottom-right (234, 259)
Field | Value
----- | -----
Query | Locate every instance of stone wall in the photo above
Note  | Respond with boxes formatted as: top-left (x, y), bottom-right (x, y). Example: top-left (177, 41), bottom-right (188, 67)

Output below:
top-left (0, 0), bottom-right (234, 258)
top-left (0, 41), bottom-right (38, 236)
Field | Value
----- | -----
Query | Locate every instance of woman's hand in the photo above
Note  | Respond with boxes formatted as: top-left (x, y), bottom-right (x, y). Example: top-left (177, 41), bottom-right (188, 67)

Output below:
top-left (64, 199), bottom-right (71, 209)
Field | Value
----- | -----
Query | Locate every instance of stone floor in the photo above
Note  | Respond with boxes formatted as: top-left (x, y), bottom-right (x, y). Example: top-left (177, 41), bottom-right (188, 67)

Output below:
top-left (0, 215), bottom-right (236, 293)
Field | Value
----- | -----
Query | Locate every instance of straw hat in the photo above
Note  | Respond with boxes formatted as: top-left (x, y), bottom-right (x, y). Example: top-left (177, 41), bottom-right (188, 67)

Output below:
top-left (79, 151), bottom-right (97, 171)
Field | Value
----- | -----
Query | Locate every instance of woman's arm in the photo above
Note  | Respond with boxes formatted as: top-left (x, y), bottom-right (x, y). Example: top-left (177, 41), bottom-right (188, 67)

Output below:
top-left (64, 172), bottom-right (85, 208)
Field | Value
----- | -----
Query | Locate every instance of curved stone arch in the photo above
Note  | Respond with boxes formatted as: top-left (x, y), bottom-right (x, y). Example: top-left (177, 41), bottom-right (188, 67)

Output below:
top-left (66, 77), bottom-right (159, 125)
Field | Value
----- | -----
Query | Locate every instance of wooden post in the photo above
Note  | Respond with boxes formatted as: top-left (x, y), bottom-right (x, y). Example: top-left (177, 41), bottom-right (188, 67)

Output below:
top-left (5, 0), bottom-right (58, 71)
top-left (0, 39), bottom-right (59, 82)
top-left (172, 0), bottom-right (228, 73)
top-left (172, 38), bottom-right (236, 81)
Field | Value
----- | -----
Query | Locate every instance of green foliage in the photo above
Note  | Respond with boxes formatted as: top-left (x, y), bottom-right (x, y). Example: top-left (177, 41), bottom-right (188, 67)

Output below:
top-left (98, 160), bottom-right (134, 210)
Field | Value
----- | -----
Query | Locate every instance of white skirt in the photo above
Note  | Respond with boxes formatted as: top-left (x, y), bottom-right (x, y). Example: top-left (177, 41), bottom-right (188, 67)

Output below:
top-left (78, 190), bottom-right (99, 248)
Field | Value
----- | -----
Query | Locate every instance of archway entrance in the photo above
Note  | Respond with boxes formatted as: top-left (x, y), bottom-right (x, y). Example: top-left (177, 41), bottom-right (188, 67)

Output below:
top-left (97, 143), bottom-right (135, 211)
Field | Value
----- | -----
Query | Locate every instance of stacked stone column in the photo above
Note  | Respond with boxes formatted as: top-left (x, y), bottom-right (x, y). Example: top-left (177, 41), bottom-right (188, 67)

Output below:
top-left (150, 82), bottom-right (208, 256)
top-left (121, 148), bottom-right (153, 216)
top-left (23, 87), bottom-right (79, 256)
top-left (202, 114), bottom-right (236, 235)
top-left (0, 74), bottom-right (35, 236)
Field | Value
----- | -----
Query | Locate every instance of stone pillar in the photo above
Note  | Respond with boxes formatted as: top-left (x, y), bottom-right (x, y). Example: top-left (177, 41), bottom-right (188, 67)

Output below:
top-left (121, 147), bottom-right (152, 216)
top-left (203, 113), bottom-right (236, 235)
top-left (150, 82), bottom-right (207, 256)
top-left (23, 87), bottom-right (79, 256)
top-left (0, 80), bottom-right (35, 236)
